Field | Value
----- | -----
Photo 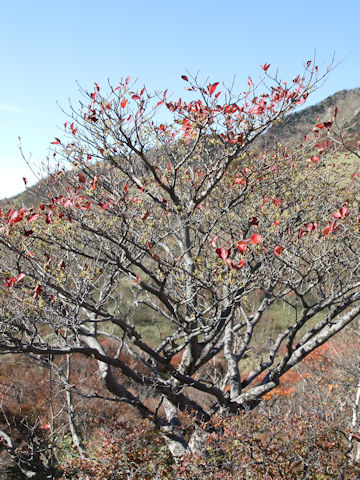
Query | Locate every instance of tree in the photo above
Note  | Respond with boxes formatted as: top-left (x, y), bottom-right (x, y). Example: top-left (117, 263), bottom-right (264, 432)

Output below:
top-left (1, 58), bottom-right (359, 459)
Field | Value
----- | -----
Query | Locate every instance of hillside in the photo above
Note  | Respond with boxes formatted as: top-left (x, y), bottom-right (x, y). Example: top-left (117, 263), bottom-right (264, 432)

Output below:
top-left (0, 171), bottom-right (72, 209)
top-left (257, 87), bottom-right (360, 149)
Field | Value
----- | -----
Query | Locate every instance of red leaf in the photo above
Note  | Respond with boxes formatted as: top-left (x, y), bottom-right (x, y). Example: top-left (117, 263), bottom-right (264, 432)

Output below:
top-left (216, 248), bottom-right (231, 261)
top-left (9, 208), bottom-right (25, 224)
top-left (78, 173), bottom-right (86, 183)
top-left (39, 423), bottom-right (50, 430)
top-left (334, 106), bottom-right (338, 118)
top-left (250, 217), bottom-right (259, 226)
top-left (323, 220), bottom-right (339, 236)
top-left (297, 228), bottom-right (306, 240)
top-left (99, 202), bottom-right (110, 210)
top-left (236, 240), bottom-right (249, 254)
top-left (260, 63), bottom-right (270, 72)
top-left (11, 212), bottom-right (25, 224)
top-left (121, 99), bottom-right (128, 109)
top-left (16, 273), bottom-right (25, 282)
top-left (125, 76), bottom-right (130, 85)
top-left (181, 75), bottom-right (189, 81)
top-left (208, 82), bottom-right (219, 96)
top-left (33, 284), bottom-right (43, 299)
top-left (51, 138), bottom-right (61, 145)
top-left (23, 177), bottom-right (27, 185)
top-left (210, 235), bottom-right (218, 246)
top-left (333, 206), bottom-right (349, 219)
top-left (228, 260), bottom-right (239, 270)
top-left (305, 222), bottom-right (318, 232)
top-left (310, 155), bottom-right (319, 164)
top-left (91, 175), bottom-right (99, 189)
top-left (273, 246), bottom-right (284, 256)
top-left (251, 233), bottom-right (263, 245)
top-left (7, 208), bottom-right (16, 220)
top-left (27, 213), bottom-right (41, 223)
top-left (124, 181), bottom-right (129, 193)
top-left (4, 277), bottom-right (16, 288)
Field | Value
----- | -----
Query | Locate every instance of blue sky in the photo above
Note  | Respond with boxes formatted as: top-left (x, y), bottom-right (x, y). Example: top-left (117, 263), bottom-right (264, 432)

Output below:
top-left (1, 0), bottom-right (359, 198)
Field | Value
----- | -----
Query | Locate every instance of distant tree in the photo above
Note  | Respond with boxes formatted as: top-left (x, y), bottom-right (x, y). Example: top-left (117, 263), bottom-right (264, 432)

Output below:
top-left (1, 58), bottom-right (359, 459)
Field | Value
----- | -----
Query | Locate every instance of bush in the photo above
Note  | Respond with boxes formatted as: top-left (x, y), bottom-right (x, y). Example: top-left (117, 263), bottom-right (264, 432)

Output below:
top-left (60, 412), bottom-right (359, 480)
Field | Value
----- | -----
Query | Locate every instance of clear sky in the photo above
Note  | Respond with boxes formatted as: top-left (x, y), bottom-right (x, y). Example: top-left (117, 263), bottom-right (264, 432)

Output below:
top-left (1, 0), bottom-right (359, 198)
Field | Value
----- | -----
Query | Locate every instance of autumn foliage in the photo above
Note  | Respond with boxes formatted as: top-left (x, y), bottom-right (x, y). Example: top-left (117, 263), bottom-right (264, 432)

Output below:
top-left (1, 58), bottom-right (360, 476)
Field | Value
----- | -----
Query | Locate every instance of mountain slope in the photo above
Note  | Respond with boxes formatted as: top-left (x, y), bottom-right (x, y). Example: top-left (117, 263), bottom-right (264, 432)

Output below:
top-left (257, 87), bottom-right (360, 149)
